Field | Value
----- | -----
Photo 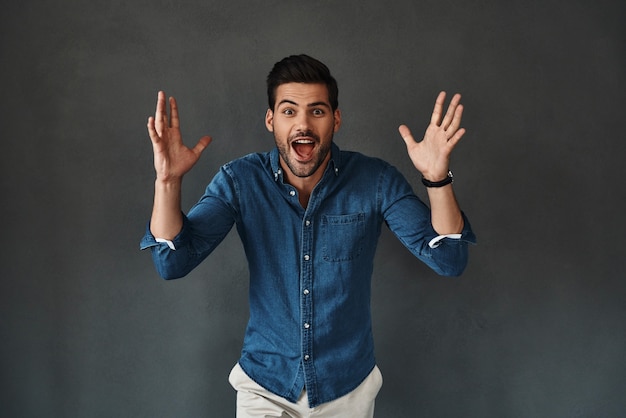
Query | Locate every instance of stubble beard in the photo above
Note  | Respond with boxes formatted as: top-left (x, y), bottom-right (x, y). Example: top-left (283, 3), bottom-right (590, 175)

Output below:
top-left (275, 133), bottom-right (333, 178)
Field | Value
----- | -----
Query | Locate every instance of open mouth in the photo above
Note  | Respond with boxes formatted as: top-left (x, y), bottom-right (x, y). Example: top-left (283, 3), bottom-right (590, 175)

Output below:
top-left (291, 138), bottom-right (316, 162)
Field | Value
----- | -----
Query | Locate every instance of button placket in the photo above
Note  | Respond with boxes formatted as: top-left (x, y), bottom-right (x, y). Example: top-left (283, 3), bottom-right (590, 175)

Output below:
top-left (300, 214), bottom-right (314, 372)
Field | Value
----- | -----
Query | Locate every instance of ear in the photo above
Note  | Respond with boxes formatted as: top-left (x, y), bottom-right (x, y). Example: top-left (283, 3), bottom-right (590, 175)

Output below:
top-left (265, 109), bottom-right (274, 132)
top-left (333, 109), bottom-right (342, 133)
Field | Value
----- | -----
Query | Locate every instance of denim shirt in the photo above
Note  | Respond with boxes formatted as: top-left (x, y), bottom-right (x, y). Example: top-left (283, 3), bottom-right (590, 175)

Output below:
top-left (140, 143), bottom-right (476, 407)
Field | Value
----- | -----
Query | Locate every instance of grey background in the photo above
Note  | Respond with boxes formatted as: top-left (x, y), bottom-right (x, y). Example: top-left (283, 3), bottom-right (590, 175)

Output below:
top-left (1, 0), bottom-right (625, 417)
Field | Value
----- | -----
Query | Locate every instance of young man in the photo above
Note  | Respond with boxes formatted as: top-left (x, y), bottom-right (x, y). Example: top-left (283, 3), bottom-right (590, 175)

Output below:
top-left (141, 54), bottom-right (475, 417)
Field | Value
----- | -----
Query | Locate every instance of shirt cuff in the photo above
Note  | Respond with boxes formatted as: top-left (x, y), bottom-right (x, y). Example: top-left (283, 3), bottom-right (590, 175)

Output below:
top-left (155, 238), bottom-right (176, 250)
top-left (428, 233), bottom-right (462, 249)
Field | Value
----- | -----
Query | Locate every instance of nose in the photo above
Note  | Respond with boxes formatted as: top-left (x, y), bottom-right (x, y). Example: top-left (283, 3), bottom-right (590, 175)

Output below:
top-left (294, 112), bottom-right (310, 131)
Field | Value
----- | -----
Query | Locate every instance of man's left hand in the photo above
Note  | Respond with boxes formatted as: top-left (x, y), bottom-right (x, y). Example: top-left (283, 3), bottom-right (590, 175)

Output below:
top-left (399, 91), bottom-right (466, 182)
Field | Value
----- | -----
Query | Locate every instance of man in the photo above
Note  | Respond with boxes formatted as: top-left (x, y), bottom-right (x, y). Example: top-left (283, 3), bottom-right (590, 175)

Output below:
top-left (141, 54), bottom-right (475, 417)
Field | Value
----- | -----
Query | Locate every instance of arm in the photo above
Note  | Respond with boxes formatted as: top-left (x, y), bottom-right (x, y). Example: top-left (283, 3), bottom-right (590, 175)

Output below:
top-left (147, 91), bottom-right (212, 239)
top-left (381, 162), bottom-right (475, 277)
top-left (398, 91), bottom-right (466, 235)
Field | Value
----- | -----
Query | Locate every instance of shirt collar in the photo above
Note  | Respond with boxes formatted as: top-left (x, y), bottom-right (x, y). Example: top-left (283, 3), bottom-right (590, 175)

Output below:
top-left (270, 143), bottom-right (342, 182)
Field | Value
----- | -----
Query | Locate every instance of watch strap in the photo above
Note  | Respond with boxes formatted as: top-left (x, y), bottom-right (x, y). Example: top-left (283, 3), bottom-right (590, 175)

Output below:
top-left (421, 170), bottom-right (454, 188)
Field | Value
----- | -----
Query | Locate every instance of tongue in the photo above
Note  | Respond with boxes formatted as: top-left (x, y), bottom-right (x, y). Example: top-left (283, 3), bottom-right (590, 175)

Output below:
top-left (293, 143), bottom-right (315, 161)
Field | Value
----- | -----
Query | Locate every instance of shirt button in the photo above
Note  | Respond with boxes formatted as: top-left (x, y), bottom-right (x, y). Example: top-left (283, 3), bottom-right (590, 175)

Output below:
top-left (304, 355), bottom-right (310, 361)
top-left (304, 323), bottom-right (310, 329)
top-left (304, 255), bottom-right (310, 261)
top-left (303, 289), bottom-right (310, 295)
top-left (289, 190), bottom-right (296, 196)
top-left (305, 220), bottom-right (311, 227)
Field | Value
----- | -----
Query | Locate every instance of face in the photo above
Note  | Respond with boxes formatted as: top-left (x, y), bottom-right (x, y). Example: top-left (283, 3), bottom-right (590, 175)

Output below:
top-left (265, 82), bottom-right (341, 180)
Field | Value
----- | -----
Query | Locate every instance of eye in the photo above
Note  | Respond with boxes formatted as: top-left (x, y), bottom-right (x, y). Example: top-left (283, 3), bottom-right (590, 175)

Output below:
top-left (312, 108), bottom-right (325, 116)
top-left (282, 108), bottom-right (294, 116)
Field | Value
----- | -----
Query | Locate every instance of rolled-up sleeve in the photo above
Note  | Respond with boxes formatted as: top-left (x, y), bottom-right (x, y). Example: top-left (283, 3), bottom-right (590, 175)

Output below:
top-left (421, 212), bottom-right (476, 276)
top-left (381, 165), bottom-right (476, 277)
top-left (140, 215), bottom-right (204, 280)
top-left (139, 167), bottom-right (239, 280)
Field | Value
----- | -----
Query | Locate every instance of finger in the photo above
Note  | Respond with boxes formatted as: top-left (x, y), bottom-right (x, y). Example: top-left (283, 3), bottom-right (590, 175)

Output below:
top-left (430, 91), bottom-right (447, 125)
top-left (447, 127), bottom-right (466, 149)
top-left (192, 135), bottom-right (213, 156)
top-left (147, 116), bottom-right (160, 144)
top-left (398, 124), bottom-right (417, 147)
top-left (446, 103), bottom-right (464, 135)
top-left (441, 93), bottom-right (462, 131)
top-left (169, 96), bottom-right (180, 129)
top-left (154, 91), bottom-right (167, 134)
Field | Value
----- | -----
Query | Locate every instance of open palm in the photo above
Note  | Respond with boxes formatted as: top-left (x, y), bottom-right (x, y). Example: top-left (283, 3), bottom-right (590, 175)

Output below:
top-left (147, 91), bottom-right (212, 182)
top-left (399, 91), bottom-right (466, 182)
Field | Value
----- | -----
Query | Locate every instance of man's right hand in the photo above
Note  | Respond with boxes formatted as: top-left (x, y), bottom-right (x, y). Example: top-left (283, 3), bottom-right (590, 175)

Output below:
top-left (147, 91), bottom-right (212, 183)
top-left (147, 91), bottom-right (212, 240)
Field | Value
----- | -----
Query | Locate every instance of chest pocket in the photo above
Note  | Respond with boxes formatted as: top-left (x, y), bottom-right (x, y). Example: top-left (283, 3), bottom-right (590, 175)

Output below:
top-left (321, 213), bottom-right (365, 262)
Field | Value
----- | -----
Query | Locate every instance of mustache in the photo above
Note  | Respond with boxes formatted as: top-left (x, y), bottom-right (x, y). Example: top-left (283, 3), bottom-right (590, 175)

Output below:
top-left (289, 130), bottom-right (320, 142)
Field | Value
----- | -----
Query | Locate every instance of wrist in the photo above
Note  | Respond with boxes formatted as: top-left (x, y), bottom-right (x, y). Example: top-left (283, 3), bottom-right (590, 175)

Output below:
top-left (155, 175), bottom-right (183, 188)
top-left (422, 170), bottom-right (453, 188)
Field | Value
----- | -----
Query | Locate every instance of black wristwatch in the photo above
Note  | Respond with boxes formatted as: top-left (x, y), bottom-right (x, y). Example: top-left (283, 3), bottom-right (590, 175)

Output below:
top-left (421, 170), bottom-right (454, 188)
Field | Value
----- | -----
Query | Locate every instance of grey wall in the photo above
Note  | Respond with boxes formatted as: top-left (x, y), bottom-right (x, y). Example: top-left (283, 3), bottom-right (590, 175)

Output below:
top-left (1, 0), bottom-right (625, 417)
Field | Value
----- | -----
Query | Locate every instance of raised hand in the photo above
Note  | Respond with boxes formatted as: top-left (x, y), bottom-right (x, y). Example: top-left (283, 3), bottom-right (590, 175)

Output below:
top-left (147, 91), bottom-right (212, 182)
top-left (398, 91), bottom-right (466, 182)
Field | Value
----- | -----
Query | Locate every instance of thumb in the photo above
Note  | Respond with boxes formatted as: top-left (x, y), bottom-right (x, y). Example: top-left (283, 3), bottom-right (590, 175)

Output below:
top-left (192, 135), bottom-right (213, 156)
top-left (398, 124), bottom-right (415, 147)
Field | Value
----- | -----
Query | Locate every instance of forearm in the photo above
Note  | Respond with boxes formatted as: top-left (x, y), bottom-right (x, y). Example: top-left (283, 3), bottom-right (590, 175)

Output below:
top-left (150, 178), bottom-right (184, 239)
top-left (426, 184), bottom-right (464, 235)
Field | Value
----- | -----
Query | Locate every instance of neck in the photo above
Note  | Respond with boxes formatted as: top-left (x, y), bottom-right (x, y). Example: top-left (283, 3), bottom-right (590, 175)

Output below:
top-left (281, 159), bottom-right (330, 209)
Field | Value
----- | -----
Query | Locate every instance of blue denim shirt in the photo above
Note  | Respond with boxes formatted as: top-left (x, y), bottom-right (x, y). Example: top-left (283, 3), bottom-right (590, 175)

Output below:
top-left (140, 143), bottom-right (476, 407)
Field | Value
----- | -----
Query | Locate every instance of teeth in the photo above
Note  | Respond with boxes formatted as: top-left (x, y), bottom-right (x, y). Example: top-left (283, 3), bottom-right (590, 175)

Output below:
top-left (294, 139), bottom-right (314, 144)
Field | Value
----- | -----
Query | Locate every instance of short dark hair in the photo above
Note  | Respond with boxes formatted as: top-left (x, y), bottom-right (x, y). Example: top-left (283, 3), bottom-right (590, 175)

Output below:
top-left (266, 54), bottom-right (339, 111)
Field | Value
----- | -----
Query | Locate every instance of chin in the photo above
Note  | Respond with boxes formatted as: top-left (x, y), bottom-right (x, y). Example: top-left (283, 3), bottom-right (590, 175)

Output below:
top-left (290, 164), bottom-right (318, 178)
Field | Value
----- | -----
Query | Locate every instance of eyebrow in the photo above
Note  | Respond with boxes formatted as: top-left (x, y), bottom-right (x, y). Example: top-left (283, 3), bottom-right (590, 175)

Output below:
top-left (277, 99), bottom-right (331, 109)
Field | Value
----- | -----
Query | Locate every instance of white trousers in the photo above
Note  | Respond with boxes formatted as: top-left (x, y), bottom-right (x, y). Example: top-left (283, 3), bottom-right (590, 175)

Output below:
top-left (229, 363), bottom-right (383, 418)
